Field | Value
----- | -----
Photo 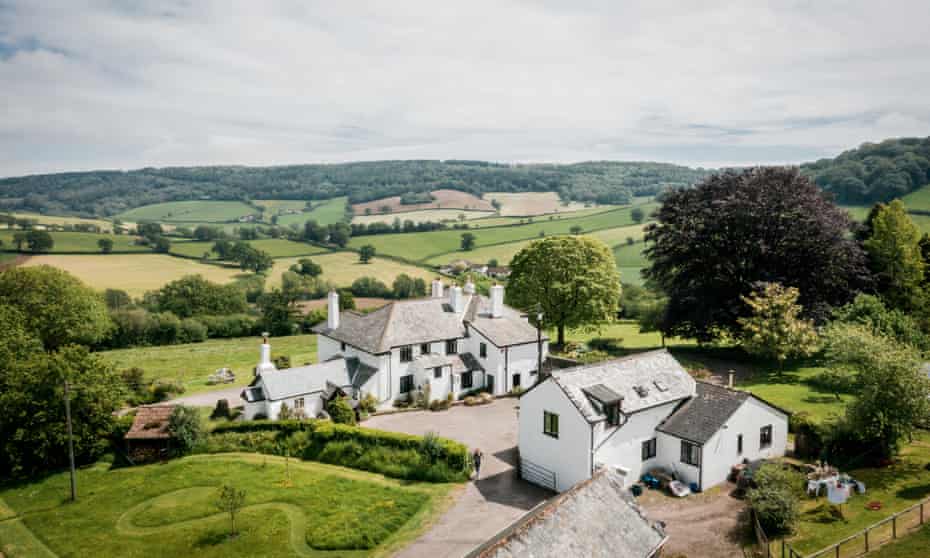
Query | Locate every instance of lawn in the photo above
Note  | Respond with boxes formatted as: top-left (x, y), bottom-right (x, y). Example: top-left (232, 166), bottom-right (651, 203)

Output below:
top-left (171, 239), bottom-right (331, 259)
top-left (349, 203), bottom-right (660, 261)
top-left (276, 197), bottom-right (347, 227)
top-left (900, 184), bottom-right (930, 212)
top-left (867, 525), bottom-right (930, 558)
top-left (21, 254), bottom-right (246, 297)
top-left (100, 334), bottom-right (318, 393)
top-left (738, 364), bottom-right (850, 424)
top-left (0, 231), bottom-right (150, 253)
top-left (116, 201), bottom-right (257, 223)
top-left (786, 432), bottom-right (930, 556)
top-left (556, 319), bottom-right (695, 352)
top-left (0, 454), bottom-right (456, 558)
top-left (268, 252), bottom-right (435, 288)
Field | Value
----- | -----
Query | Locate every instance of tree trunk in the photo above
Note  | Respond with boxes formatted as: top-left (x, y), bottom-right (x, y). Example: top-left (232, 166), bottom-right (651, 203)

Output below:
top-left (660, 332), bottom-right (666, 348)
top-left (557, 323), bottom-right (565, 347)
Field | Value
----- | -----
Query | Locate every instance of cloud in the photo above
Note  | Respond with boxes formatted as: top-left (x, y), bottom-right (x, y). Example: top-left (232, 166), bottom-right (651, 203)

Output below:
top-left (0, 0), bottom-right (928, 176)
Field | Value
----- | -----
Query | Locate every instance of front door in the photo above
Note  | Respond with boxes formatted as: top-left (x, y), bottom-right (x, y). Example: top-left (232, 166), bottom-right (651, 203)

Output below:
top-left (486, 374), bottom-right (494, 395)
top-left (513, 373), bottom-right (521, 388)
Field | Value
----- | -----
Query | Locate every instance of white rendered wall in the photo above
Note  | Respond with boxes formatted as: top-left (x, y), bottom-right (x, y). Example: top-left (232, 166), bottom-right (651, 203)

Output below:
top-left (593, 401), bottom-right (680, 487)
top-left (655, 432), bottom-right (701, 487)
top-left (518, 380), bottom-right (592, 492)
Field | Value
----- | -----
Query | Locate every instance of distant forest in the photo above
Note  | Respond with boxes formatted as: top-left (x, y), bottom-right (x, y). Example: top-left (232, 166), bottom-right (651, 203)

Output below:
top-left (0, 160), bottom-right (708, 218)
top-left (802, 137), bottom-right (930, 204)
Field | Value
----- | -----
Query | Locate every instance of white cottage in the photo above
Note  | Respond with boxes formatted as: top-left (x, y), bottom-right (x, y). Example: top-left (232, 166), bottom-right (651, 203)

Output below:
top-left (518, 350), bottom-right (788, 492)
top-left (242, 280), bottom-right (548, 419)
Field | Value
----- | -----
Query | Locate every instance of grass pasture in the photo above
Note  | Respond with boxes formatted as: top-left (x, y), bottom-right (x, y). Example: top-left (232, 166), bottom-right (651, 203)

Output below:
top-left (0, 231), bottom-right (149, 253)
top-left (901, 184), bottom-right (930, 212)
top-left (116, 201), bottom-right (257, 223)
top-left (275, 197), bottom-right (347, 227)
top-left (482, 191), bottom-right (598, 216)
top-left (352, 209), bottom-right (493, 226)
top-left (20, 254), bottom-right (245, 297)
top-left (171, 239), bottom-right (330, 259)
top-left (101, 334), bottom-right (317, 392)
top-left (253, 199), bottom-right (308, 213)
top-left (2, 211), bottom-right (115, 231)
top-left (0, 454), bottom-right (454, 558)
top-left (269, 252), bottom-right (435, 288)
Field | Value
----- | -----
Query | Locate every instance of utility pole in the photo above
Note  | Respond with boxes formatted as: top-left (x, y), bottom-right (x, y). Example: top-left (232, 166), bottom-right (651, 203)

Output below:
top-left (63, 379), bottom-right (77, 502)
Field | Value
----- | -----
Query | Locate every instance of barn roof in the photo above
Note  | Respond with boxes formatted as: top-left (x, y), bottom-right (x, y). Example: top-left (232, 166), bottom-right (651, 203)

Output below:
top-left (125, 405), bottom-right (175, 440)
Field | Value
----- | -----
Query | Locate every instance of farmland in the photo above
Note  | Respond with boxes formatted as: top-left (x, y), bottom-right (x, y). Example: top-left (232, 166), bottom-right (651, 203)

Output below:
top-left (268, 252), bottom-right (435, 287)
top-left (0, 454), bottom-right (454, 558)
top-left (352, 208), bottom-right (493, 225)
top-left (116, 201), bottom-right (257, 223)
top-left (483, 191), bottom-right (597, 216)
top-left (0, 230), bottom-right (149, 253)
top-left (351, 189), bottom-right (493, 215)
top-left (101, 334), bottom-right (318, 391)
top-left (275, 196), bottom-right (347, 227)
top-left (900, 183), bottom-right (930, 211)
top-left (170, 238), bottom-right (330, 259)
top-left (1, 211), bottom-right (115, 231)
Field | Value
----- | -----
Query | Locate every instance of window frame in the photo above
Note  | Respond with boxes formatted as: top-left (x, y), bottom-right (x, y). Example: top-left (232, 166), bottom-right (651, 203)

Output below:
top-left (737, 433), bottom-right (743, 455)
top-left (479, 342), bottom-right (487, 358)
top-left (641, 438), bottom-right (657, 460)
top-left (680, 440), bottom-right (701, 467)
top-left (399, 374), bottom-right (414, 394)
top-left (420, 343), bottom-right (430, 355)
top-left (760, 425), bottom-right (773, 449)
top-left (433, 366), bottom-right (443, 379)
top-left (294, 397), bottom-right (305, 409)
top-left (445, 339), bottom-right (458, 355)
top-left (400, 345), bottom-right (413, 363)
top-left (605, 403), bottom-right (621, 426)
top-left (461, 370), bottom-right (473, 389)
top-left (340, 342), bottom-right (346, 352)
top-left (543, 411), bottom-right (559, 439)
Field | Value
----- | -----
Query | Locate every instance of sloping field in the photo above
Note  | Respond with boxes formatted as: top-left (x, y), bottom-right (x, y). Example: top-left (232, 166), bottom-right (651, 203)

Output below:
top-left (170, 238), bottom-right (330, 259)
top-left (483, 191), bottom-right (596, 216)
top-left (20, 254), bottom-right (245, 296)
top-left (252, 199), bottom-right (308, 212)
top-left (348, 203), bottom-right (659, 261)
top-left (0, 231), bottom-right (149, 253)
top-left (351, 189), bottom-right (493, 215)
top-left (116, 200), bottom-right (257, 223)
top-left (351, 208), bottom-right (494, 225)
top-left (901, 184), bottom-right (930, 211)
top-left (275, 196), bottom-right (347, 226)
top-left (269, 252), bottom-right (435, 287)
top-left (466, 205), bottom-right (619, 228)
top-left (3, 212), bottom-right (114, 231)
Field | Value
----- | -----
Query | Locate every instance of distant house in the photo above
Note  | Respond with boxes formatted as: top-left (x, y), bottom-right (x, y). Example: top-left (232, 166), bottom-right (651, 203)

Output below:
top-left (125, 405), bottom-right (176, 461)
top-left (439, 259), bottom-right (494, 277)
top-left (242, 280), bottom-right (548, 419)
top-left (518, 350), bottom-right (788, 492)
top-left (468, 468), bottom-right (667, 558)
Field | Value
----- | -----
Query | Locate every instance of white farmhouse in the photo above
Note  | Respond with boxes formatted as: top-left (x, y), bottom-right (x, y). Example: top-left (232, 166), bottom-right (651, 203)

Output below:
top-left (242, 280), bottom-right (548, 419)
top-left (518, 350), bottom-right (788, 492)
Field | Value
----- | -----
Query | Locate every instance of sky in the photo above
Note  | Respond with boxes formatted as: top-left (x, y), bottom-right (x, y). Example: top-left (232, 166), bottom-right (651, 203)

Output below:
top-left (1, 1), bottom-right (928, 177)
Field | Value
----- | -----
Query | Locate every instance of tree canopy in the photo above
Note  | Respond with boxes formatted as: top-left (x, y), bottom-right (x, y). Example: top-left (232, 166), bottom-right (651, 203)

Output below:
top-left (149, 274), bottom-right (249, 318)
top-left (507, 236), bottom-right (621, 345)
top-left (738, 282), bottom-right (818, 368)
top-left (644, 167), bottom-right (869, 340)
top-left (863, 200), bottom-right (925, 311)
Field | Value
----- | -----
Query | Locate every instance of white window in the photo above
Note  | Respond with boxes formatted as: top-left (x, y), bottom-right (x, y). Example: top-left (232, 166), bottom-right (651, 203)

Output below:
top-left (294, 397), bottom-right (305, 409)
top-left (760, 425), bottom-right (773, 449)
top-left (400, 346), bottom-right (413, 362)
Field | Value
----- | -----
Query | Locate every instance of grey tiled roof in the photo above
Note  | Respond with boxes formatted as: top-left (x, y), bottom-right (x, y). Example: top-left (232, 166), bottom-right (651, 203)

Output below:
top-left (314, 291), bottom-right (544, 353)
top-left (347, 358), bottom-right (379, 389)
top-left (551, 350), bottom-right (695, 422)
top-left (456, 352), bottom-right (484, 373)
top-left (656, 381), bottom-right (751, 444)
top-left (253, 358), bottom-right (353, 401)
top-left (471, 468), bottom-right (666, 558)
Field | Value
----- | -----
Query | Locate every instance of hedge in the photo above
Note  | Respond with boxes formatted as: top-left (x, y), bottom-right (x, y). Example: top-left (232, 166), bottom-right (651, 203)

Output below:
top-left (202, 419), bottom-right (470, 482)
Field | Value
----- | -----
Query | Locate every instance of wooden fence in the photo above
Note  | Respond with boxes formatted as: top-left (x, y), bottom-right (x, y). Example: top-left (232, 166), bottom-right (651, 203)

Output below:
top-left (756, 496), bottom-right (930, 558)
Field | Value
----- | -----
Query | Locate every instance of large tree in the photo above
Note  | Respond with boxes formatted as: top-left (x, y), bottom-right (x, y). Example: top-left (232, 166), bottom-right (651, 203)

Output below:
top-left (152, 274), bottom-right (248, 318)
top-left (737, 282), bottom-right (818, 370)
top-left (0, 266), bottom-right (111, 350)
top-left (507, 236), bottom-right (621, 345)
top-left (644, 167), bottom-right (869, 340)
top-left (863, 199), bottom-right (925, 311)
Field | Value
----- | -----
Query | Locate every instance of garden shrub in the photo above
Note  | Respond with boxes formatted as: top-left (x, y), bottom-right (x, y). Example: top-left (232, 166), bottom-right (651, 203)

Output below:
top-left (211, 399), bottom-right (231, 420)
top-left (151, 378), bottom-right (185, 402)
top-left (359, 393), bottom-right (379, 414)
top-left (169, 405), bottom-right (204, 455)
top-left (326, 397), bottom-right (357, 425)
top-left (748, 464), bottom-right (804, 536)
top-left (179, 318), bottom-right (208, 343)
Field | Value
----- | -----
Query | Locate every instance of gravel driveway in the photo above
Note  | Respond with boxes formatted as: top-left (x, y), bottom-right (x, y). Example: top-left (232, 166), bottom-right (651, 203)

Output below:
top-left (366, 399), bottom-right (552, 558)
top-left (165, 385), bottom-right (244, 408)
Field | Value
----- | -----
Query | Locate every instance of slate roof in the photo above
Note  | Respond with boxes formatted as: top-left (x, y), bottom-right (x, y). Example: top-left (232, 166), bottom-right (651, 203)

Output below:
top-left (251, 357), bottom-right (354, 401)
top-left (551, 350), bottom-right (695, 422)
top-left (313, 291), bottom-right (545, 353)
top-left (125, 405), bottom-right (175, 440)
top-left (469, 468), bottom-right (666, 558)
top-left (657, 382), bottom-right (778, 444)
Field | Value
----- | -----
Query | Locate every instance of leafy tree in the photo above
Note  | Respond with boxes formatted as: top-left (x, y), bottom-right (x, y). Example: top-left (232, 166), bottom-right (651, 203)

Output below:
top-left (137, 221), bottom-right (163, 239)
top-left (327, 222), bottom-right (351, 247)
top-left (631, 206), bottom-right (645, 223)
top-left (0, 344), bottom-right (123, 476)
top-left (338, 288), bottom-right (356, 310)
top-left (570, 225), bottom-right (583, 235)
top-left (487, 258), bottom-right (499, 267)
top-left (326, 397), bottom-right (357, 425)
top-left (26, 230), bottom-right (54, 252)
top-left (168, 405), bottom-right (204, 455)
top-left (737, 283), bottom-right (818, 370)
top-left (392, 273), bottom-right (426, 299)
top-left (290, 258), bottom-right (322, 277)
top-left (193, 225), bottom-right (222, 241)
top-left (863, 200), bottom-right (925, 311)
top-left (97, 237), bottom-right (114, 253)
top-left (153, 275), bottom-right (248, 318)
top-left (104, 288), bottom-right (132, 310)
top-left (258, 288), bottom-right (298, 336)
top-left (152, 235), bottom-right (171, 253)
top-left (460, 232), bottom-right (476, 251)
top-left (215, 485), bottom-right (246, 537)
top-left (303, 220), bottom-right (326, 242)
top-left (832, 294), bottom-right (930, 352)
top-left (645, 167), bottom-right (869, 341)
top-left (639, 298), bottom-right (670, 347)
top-left (359, 244), bottom-right (376, 263)
top-left (747, 464), bottom-right (803, 536)
top-left (212, 239), bottom-right (233, 260)
top-left (0, 266), bottom-right (111, 350)
top-left (508, 236), bottom-right (621, 346)
top-left (351, 276), bottom-right (391, 298)
top-left (12, 232), bottom-right (26, 251)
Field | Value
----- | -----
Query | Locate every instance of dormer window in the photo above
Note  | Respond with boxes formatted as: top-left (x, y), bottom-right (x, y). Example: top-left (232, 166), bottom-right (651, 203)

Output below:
top-left (634, 385), bottom-right (649, 398)
top-left (400, 346), bottom-right (413, 362)
top-left (605, 403), bottom-right (622, 426)
top-left (582, 383), bottom-right (624, 427)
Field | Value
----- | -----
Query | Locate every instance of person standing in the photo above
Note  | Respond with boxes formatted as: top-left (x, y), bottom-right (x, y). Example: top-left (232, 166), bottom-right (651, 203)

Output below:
top-left (472, 448), bottom-right (483, 480)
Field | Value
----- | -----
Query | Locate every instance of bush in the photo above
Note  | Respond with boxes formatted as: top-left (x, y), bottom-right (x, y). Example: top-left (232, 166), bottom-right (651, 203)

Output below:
top-left (211, 399), bottom-right (231, 420)
top-left (151, 378), bottom-right (185, 402)
top-left (169, 405), bottom-right (204, 455)
top-left (747, 464), bottom-right (803, 536)
top-left (326, 397), bottom-right (357, 425)
top-left (273, 355), bottom-right (291, 369)
top-left (179, 318), bottom-right (208, 343)
top-left (359, 393), bottom-right (379, 414)
top-left (198, 313), bottom-right (260, 338)
top-left (588, 337), bottom-right (624, 353)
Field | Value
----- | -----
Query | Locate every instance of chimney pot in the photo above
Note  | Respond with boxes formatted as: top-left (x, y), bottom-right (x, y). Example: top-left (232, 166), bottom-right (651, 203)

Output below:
top-left (490, 284), bottom-right (504, 318)
top-left (327, 290), bottom-right (340, 330)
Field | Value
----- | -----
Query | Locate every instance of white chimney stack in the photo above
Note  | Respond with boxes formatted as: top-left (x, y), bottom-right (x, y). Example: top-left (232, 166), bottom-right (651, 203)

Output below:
top-left (490, 284), bottom-right (504, 318)
top-left (327, 290), bottom-right (340, 330)
top-left (431, 278), bottom-right (444, 298)
top-left (451, 284), bottom-right (464, 313)
top-left (256, 333), bottom-right (276, 376)
top-left (464, 279), bottom-right (476, 295)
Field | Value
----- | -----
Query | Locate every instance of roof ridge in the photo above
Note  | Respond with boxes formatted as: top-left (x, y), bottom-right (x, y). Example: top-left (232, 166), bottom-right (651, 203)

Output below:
top-left (377, 301), bottom-right (399, 352)
top-left (552, 348), bottom-right (672, 384)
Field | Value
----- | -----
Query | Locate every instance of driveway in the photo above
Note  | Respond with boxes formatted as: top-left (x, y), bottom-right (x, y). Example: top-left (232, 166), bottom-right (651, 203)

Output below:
top-left (366, 399), bottom-right (552, 558)
top-left (165, 385), bottom-right (244, 408)
top-left (638, 482), bottom-right (751, 558)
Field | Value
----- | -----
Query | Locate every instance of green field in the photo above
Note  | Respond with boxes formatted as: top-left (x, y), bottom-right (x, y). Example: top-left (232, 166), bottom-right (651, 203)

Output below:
top-left (171, 239), bottom-right (331, 259)
top-left (349, 203), bottom-right (659, 261)
top-left (840, 204), bottom-right (872, 222)
top-left (906, 212), bottom-right (930, 234)
top-left (117, 201), bottom-right (257, 223)
top-left (0, 231), bottom-right (149, 253)
top-left (901, 184), bottom-right (930, 211)
top-left (0, 454), bottom-right (454, 558)
top-left (100, 334), bottom-right (317, 393)
top-left (276, 197), bottom-right (347, 227)
top-left (269, 252), bottom-right (435, 288)
top-left (867, 526), bottom-right (930, 558)
top-left (2, 211), bottom-right (115, 231)
top-left (253, 199), bottom-right (308, 213)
